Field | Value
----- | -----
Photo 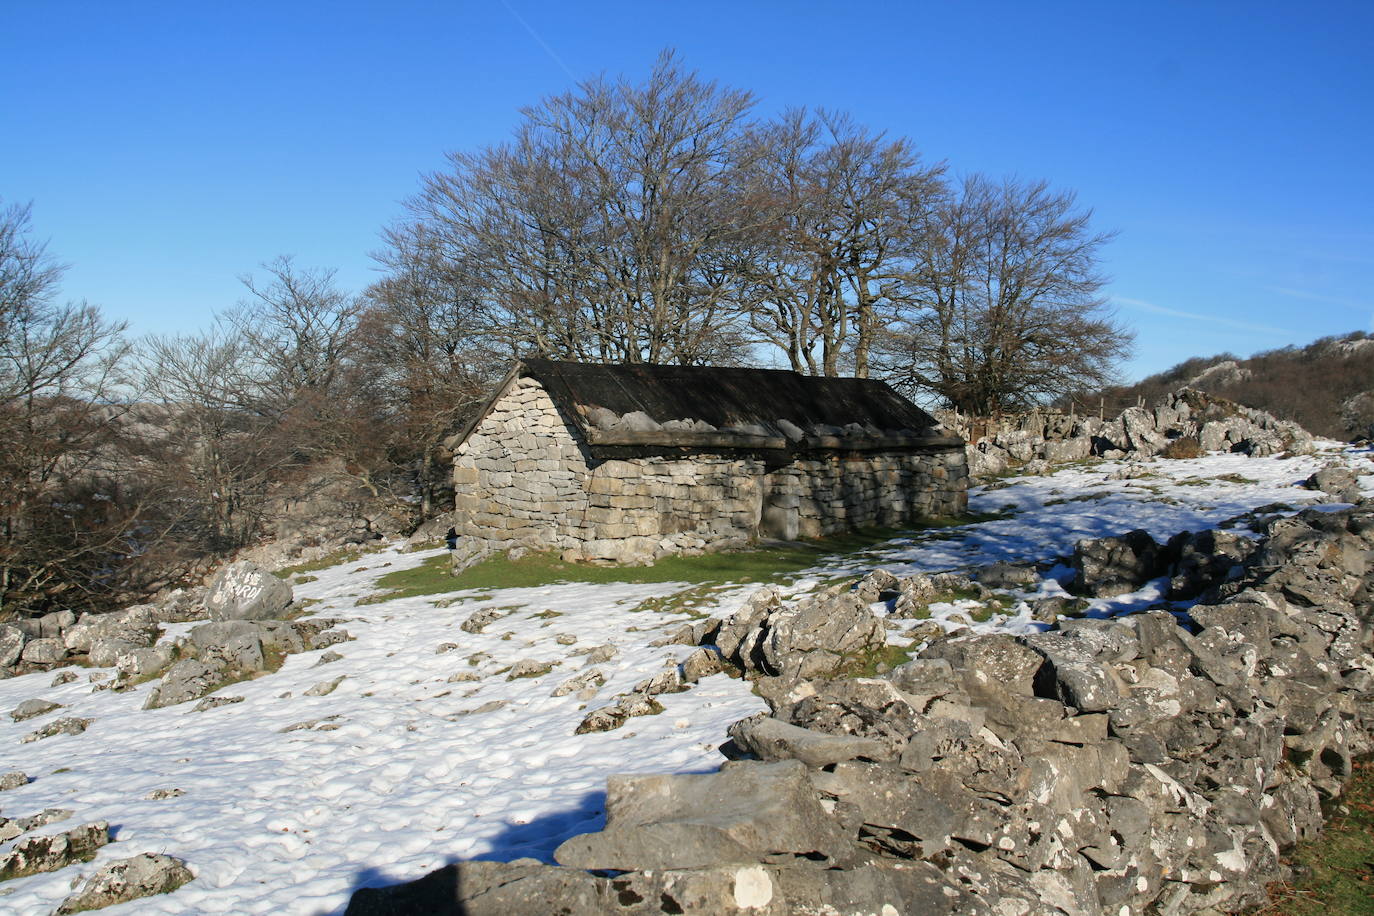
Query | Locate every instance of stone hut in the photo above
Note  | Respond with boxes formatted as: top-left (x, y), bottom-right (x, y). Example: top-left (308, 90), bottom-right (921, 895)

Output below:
top-left (449, 360), bottom-right (968, 564)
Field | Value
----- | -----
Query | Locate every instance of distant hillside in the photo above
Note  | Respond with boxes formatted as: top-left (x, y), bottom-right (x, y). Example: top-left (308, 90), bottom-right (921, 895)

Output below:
top-left (1070, 331), bottom-right (1374, 441)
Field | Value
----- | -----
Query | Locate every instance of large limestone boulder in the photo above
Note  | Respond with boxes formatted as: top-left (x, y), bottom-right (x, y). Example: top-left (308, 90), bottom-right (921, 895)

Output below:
top-left (63, 605), bottom-right (162, 654)
top-left (1071, 529), bottom-right (1168, 597)
top-left (0, 624), bottom-right (28, 667)
top-left (1042, 436), bottom-right (1092, 463)
top-left (554, 760), bottom-right (856, 871)
top-left (714, 585), bottom-right (886, 682)
top-left (727, 714), bottom-right (895, 767)
top-left (0, 821), bottom-right (109, 881)
top-left (116, 645), bottom-right (177, 681)
top-left (143, 659), bottom-right (229, 710)
top-left (1304, 464), bottom-right (1362, 503)
top-left (760, 587), bottom-right (886, 680)
top-left (89, 638), bottom-right (141, 667)
top-left (9, 698), bottom-right (61, 722)
top-left (55, 853), bottom-right (193, 914)
top-left (20, 637), bottom-right (68, 666)
top-left (15, 609), bottom-right (76, 640)
top-left (205, 561), bottom-right (293, 621)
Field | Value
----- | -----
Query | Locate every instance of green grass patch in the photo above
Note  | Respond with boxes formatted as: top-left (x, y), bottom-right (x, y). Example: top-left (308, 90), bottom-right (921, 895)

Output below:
top-left (1261, 757), bottom-right (1374, 915)
top-left (922, 510), bottom-right (1014, 527)
top-left (284, 598), bottom-right (322, 618)
top-left (630, 583), bottom-right (725, 617)
top-left (274, 544), bottom-right (382, 579)
top-left (360, 519), bottom-right (998, 604)
top-left (1164, 473), bottom-right (1258, 488)
top-left (970, 604), bottom-right (999, 623)
top-left (935, 586), bottom-right (984, 603)
top-left (837, 643), bottom-right (917, 679)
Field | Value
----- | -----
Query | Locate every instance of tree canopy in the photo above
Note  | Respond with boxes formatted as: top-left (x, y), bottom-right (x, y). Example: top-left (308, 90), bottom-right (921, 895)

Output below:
top-left (378, 51), bottom-right (1131, 412)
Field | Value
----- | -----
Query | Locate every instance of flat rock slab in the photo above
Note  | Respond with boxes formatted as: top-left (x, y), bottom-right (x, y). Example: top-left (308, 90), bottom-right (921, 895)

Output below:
top-left (728, 714), bottom-right (894, 767)
top-left (345, 858), bottom-right (983, 916)
top-left (554, 759), bottom-right (854, 870)
top-left (10, 698), bottom-right (62, 722)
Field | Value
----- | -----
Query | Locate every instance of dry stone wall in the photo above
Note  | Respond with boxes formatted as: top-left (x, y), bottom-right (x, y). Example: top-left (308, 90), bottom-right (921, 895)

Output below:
top-left (941, 388), bottom-right (1317, 479)
top-left (453, 377), bottom-right (967, 564)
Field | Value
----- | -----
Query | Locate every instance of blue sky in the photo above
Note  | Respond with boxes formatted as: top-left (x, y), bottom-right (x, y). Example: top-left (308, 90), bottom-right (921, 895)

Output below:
top-left (3, 1), bottom-right (1371, 381)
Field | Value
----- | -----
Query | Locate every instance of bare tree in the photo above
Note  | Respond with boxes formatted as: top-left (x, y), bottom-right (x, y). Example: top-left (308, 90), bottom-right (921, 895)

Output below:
top-left (0, 201), bottom-right (135, 616)
top-left (398, 50), bottom-right (760, 366)
top-left (740, 110), bottom-right (944, 376)
top-left (231, 256), bottom-right (364, 413)
top-left (227, 256), bottom-right (404, 495)
top-left (381, 52), bottom-right (1131, 408)
top-left (876, 175), bottom-right (1131, 414)
top-left (364, 223), bottom-right (508, 514)
top-left (136, 327), bottom-right (287, 553)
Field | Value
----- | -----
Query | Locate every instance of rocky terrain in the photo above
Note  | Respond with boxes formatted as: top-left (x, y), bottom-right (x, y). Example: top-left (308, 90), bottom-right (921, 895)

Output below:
top-left (0, 437), bottom-right (1369, 913)
top-left (350, 489), bottom-right (1374, 914)
top-left (941, 387), bottom-right (1315, 479)
top-left (1085, 331), bottom-right (1374, 441)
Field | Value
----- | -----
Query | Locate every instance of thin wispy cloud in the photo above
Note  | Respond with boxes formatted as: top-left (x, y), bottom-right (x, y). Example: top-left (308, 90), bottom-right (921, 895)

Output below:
top-left (1112, 296), bottom-right (1290, 335)
top-left (500, 0), bottom-right (578, 82)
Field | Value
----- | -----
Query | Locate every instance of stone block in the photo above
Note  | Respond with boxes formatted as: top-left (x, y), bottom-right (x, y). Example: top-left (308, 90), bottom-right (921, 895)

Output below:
top-left (477, 457), bottom-right (513, 473)
top-left (586, 476), bottom-right (622, 496)
top-left (761, 505), bottom-right (800, 540)
top-left (598, 460), bottom-right (638, 479)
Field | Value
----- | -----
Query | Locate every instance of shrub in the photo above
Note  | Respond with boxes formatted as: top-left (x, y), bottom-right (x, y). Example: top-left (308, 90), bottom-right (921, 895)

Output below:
top-left (1161, 436), bottom-right (1202, 459)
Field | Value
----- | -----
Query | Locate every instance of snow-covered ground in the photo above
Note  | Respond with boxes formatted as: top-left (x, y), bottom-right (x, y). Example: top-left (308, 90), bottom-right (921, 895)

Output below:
top-left (1, 446), bottom-right (1370, 915)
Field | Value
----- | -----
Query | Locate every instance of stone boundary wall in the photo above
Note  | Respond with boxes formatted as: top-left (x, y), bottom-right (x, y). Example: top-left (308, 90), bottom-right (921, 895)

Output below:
top-left (453, 377), bottom-right (968, 564)
top-left (938, 388), bottom-right (1316, 479)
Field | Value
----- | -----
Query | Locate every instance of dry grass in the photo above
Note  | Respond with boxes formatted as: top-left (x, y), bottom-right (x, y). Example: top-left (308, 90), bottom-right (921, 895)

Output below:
top-left (1161, 436), bottom-right (1203, 459)
top-left (1258, 757), bottom-right (1374, 915)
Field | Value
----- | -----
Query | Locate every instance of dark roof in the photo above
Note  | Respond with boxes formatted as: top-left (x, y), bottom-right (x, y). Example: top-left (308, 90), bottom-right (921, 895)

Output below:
top-left (458, 359), bottom-right (962, 455)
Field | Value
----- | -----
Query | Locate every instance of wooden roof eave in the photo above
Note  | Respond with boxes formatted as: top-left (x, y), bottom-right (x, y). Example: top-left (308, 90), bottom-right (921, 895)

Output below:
top-left (583, 428), bottom-right (788, 449)
top-left (800, 433), bottom-right (966, 452)
top-left (584, 428), bottom-right (966, 453)
top-left (445, 361), bottom-right (527, 452)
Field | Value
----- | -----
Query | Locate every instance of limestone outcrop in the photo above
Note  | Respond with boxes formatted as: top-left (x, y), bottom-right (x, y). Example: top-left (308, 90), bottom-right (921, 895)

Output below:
top-left (943, 388), bottom-right (1317, 478)
top-left (0, 588), bottom-right (204, 679)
